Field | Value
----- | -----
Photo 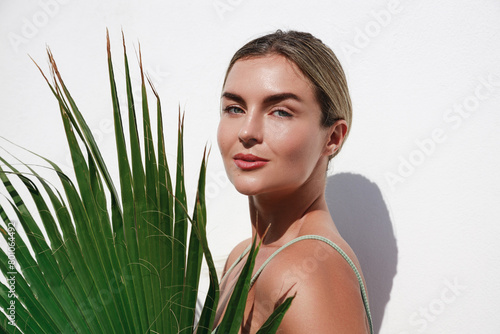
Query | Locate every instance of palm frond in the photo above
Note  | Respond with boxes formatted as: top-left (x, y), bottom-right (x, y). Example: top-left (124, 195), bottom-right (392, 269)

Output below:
top-left (0, 32), bottom-right (291, 334)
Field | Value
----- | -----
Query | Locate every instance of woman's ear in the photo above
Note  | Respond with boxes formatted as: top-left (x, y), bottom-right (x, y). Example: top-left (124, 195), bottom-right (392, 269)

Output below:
top-left (324, 119), bottom-right (348, 157)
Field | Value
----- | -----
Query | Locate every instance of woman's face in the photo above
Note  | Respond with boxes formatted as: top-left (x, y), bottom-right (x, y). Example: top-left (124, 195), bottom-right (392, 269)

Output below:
top-left (217, 54), bottom-right (333, 197)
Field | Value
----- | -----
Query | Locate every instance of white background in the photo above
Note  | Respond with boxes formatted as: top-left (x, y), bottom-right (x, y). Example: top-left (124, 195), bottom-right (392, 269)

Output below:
top-left (1, 0), bottom-right (499, 333)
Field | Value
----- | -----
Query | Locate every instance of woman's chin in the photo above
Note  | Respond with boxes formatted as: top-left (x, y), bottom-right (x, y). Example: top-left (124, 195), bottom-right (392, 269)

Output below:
top-left (234, 186), bottom-right (261, 196)
top-left (232, 181), bottom-right (266, 196)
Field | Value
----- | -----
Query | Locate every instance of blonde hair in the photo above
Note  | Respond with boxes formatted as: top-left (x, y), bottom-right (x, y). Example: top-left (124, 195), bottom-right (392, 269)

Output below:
top-left (223, 30), bottom-right (352, 159)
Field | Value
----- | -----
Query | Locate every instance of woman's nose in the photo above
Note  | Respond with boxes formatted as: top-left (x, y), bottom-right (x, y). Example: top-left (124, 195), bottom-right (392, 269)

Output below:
top-left (238, 113), bottom-right (263, 146)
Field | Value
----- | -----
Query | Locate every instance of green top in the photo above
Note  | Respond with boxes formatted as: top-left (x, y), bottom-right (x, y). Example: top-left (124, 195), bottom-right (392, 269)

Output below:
top-left (213, 235), bottom-right (373, 334)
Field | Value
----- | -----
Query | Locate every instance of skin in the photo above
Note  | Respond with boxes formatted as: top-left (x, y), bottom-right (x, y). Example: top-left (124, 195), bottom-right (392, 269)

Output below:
top-left (215, 54), bottom-right (369, 333)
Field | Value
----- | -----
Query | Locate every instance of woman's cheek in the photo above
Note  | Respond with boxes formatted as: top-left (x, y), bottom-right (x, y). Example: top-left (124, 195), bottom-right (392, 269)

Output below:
top-left (217, 124), bottom-right (231, 155)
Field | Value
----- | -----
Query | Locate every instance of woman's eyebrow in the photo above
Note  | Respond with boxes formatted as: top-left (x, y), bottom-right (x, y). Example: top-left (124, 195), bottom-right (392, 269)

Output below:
top-left (221, 92), bottom-right (302, 104)
top-left (263, 92), bottom-right (302, 104)
top-left (221, 92), bottom-right (245, 104)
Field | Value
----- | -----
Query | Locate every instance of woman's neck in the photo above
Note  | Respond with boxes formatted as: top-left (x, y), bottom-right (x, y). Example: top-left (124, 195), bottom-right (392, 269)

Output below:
top-left (248, 175), bottom-right (328, 245)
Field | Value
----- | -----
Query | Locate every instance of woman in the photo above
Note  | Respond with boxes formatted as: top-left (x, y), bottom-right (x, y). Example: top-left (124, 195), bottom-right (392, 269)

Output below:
top-left (214, 30), bottom-right (372, 333)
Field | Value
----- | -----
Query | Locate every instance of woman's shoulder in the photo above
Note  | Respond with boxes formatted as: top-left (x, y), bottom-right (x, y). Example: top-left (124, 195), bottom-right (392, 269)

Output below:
top-left (258, 226), bottom-right (362, 291)
top-left (293, 210), bottom-right (360, 268)
top-left (222, 237), bottom-right (252, 276)
top-left (254, 242), bottom-right (370, 332)
top-left (251, 214), bottom-right (370, 332)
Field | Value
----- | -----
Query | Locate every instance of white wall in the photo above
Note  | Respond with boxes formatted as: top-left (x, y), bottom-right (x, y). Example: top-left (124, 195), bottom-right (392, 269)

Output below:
top-left (1, 0), bottom-right (499, 333)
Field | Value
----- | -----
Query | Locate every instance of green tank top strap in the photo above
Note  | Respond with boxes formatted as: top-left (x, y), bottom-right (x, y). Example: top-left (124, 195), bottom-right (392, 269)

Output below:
top-left (220, 243), bottom-right (252, 282)
top-left (218, 235), bottom-right (373, 334)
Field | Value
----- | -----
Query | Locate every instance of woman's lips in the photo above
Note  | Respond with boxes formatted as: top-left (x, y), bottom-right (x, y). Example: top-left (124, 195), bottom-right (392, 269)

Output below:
top-left (233, 153), bottom-right (269, 170)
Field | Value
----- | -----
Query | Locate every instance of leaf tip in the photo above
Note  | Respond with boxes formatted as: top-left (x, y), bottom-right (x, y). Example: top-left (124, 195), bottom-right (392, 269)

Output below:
top-left (106, 28), bottom-right (110, 54)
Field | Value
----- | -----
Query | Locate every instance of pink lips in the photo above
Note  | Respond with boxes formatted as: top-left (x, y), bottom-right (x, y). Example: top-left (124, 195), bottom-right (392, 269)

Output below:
top-left (233, 153), bottom-right (269, 170)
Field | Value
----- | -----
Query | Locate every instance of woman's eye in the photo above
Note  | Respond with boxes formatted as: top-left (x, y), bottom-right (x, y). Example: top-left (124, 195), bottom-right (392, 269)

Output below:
top-left (224, 106), bottom-right (244, 114)
top-left (272, 109), bottom-right (292, 118)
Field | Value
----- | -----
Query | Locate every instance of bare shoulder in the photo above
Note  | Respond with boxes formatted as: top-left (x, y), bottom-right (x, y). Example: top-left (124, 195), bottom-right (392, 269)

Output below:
top-left (253, 215), bottom-right (370, 332)
top-left (222, 237), bottom-right (252, 276)
top-left (255, 232), bottom-right (364, 299)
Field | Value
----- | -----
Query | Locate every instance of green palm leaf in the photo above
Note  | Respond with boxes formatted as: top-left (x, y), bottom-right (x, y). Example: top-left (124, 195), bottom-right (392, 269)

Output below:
top-left (0, 32), bottom-right (292, 334)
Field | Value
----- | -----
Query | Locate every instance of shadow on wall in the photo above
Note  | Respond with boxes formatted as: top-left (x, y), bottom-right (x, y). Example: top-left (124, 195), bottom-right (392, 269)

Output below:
top-left (326, 172), bottom-right (397, 334)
